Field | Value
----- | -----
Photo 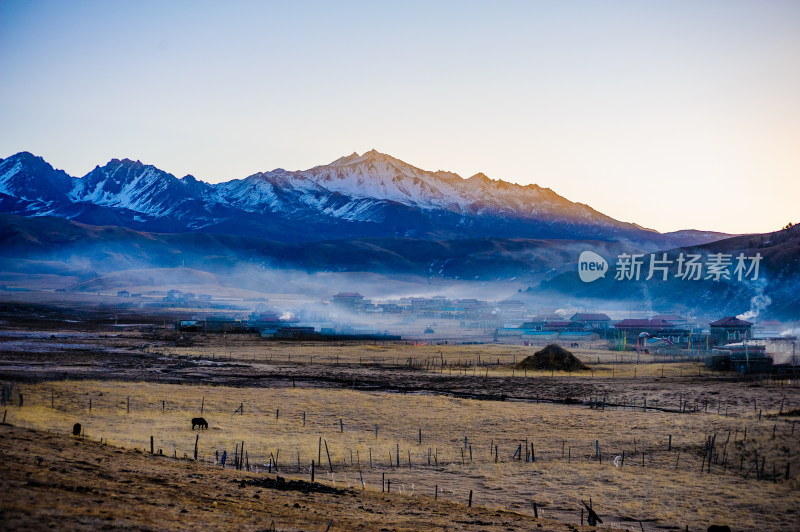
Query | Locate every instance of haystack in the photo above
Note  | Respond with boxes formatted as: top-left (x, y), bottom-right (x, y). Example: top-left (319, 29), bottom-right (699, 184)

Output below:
top-left (515, 343), bottom-right (588, 371)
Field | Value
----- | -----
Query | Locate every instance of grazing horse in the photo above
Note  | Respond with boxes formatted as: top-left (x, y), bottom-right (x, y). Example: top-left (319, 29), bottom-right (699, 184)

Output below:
top-left (191, 417), bottom-right (208, 430)
top-left (72, 423), bottom-right (81, 436)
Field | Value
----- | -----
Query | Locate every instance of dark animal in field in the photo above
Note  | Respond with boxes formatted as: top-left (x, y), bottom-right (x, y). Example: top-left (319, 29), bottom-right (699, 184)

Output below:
top-left (707, 526), bottom-right (731, 532)
top-left (191, 417), bottom-right (208, 430)
top-left (72, 423), bottom-right (81, 436)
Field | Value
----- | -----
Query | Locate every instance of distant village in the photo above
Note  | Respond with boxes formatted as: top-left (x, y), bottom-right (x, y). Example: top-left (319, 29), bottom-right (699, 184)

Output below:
top-left (117, 289), bottom-right (797, 374)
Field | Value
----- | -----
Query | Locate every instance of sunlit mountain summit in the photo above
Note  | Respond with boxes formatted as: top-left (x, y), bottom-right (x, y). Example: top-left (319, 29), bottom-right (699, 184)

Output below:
top-left (0, 150), bottom-right (726, 248)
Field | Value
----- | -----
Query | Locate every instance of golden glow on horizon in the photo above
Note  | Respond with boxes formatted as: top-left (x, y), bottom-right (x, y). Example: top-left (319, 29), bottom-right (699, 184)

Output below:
top-left (1, 1), bottom-right (797, 235)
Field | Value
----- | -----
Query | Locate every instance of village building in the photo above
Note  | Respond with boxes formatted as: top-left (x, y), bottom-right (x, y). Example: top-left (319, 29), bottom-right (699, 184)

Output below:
top-left (569, 313), bottom-right (611, 329)
top-left (497, 300), bottom-right (527, 322)
top-left (709, 317), bottom-right (753, 345)
top-left (203, 316), bottom-right (246, 333)
top-left (614, 318), bottom-right (691, 345)
top-left (519, 318), bottom-right (547, 331)
top-left (543, 321), bottom-right (585, 332)
top-left (707, 344), bottom-right (772, 373)
top-left (651, 314), bottom-right (689, 327)
top-left (331, 292), bottom-right (364, 312)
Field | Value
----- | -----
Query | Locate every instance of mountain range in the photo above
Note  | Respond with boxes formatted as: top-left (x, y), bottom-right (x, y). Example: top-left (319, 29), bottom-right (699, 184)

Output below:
top-left (0, 150), bottom-right (728, 248)
top-left (4, 149), bottom-right (796, 319)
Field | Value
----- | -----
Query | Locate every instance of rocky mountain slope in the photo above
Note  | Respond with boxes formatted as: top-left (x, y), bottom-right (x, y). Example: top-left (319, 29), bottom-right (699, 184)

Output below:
top-left (536, 224), bottom-right (800, 319)
top-left (0, 150), bottom-right (729, 248)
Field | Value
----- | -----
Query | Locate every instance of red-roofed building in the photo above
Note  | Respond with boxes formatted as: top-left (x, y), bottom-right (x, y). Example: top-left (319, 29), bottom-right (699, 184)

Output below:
top-left (614, 319), bottom-right (690, 344)
top-left (569, 313), bottom-right (611, 329)
top-left (615, 318), bottom-right (675, 330)
top-left (710, 317), bottom-right (753, 345)
top-left (651, 314), bottom-right (681, 321)
top-left (651, 314), bottom-right (690, 327)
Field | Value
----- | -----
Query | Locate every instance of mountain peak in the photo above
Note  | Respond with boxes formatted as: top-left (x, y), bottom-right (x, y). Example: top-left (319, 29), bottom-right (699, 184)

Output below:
top-left (328, 149), bottom-right (406, 169)
top-left (109, 158), bottom-right (144, 168)
top-left (354, 149), bottom-right (393, 164)
top-left (329, 152), bottom-right (361, 166)
top-left (0, 150), bottom-right (733, 249)
top-left (363, 148), bottom-right (383, 157)
top-left (8, 151), bottom-right (40, 162)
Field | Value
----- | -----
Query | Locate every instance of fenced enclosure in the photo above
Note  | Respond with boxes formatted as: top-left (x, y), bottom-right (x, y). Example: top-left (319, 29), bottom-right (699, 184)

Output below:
top-left (3, 378), bottom-right (798, 530)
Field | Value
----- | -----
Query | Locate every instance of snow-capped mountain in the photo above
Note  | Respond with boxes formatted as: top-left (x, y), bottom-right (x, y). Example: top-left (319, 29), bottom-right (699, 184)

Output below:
top-left (0, 150), bottom-right (729, 247)
top-left (215, 149), bottom-right (615, 224)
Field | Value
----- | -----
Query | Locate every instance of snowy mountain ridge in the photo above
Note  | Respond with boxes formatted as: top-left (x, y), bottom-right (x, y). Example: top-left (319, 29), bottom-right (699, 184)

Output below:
top-left (215, 149), bottom-right (616, 224)
top-left (0, 150), bottom-right (731, 247)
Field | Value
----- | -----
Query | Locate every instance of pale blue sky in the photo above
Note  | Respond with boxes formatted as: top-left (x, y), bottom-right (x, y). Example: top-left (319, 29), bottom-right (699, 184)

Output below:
top-left (1, 0), bottom-right (798, 234)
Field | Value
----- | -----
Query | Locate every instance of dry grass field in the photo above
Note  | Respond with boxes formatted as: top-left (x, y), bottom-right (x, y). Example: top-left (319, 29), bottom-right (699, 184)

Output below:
top-left (4, 375), bottom-right (798, 531)
top-left (1, 306), bottom-right (798, 531)
top-left (2, 423), bottom-right (582, 531)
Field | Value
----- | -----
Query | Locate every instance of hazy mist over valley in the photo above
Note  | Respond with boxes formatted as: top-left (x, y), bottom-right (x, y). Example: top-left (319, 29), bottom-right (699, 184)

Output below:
top-left (1, 149), bottom-right (798, 326)
top-left (2, 3), bottom-right (800, 531)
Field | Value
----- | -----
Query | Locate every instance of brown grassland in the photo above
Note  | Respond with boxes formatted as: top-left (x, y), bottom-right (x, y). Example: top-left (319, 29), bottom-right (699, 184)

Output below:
top-left (1, 319), bottom-right (799, 531)
top-left (2, 423), bottom-right (577, 531)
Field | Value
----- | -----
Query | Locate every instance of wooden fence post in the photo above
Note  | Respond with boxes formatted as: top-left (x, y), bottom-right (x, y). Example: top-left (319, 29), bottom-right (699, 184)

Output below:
top-left (325, 439), bottom-right (333, 472)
